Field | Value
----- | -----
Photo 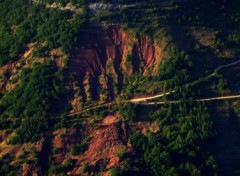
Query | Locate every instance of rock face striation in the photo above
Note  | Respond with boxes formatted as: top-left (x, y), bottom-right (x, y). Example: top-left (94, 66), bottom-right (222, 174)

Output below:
top-left (68, 116), bottom-right (129, 176)
top-left (68, 25), bottom-right (163, 106)
top-left (70, 25), bottom-right (162, 77)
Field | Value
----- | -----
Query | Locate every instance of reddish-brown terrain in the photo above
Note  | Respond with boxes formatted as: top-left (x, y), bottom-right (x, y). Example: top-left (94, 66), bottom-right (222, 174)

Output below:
top-left (70, 25), bottom-right (162, 77)
top-left (69, 116), bottom-right (128, 175)
top-left (0, 25), bottom-right (164, 176)
top-left (68, 25), bottom-right (163, 106)
top-left (50, 115), bottom-right (129, 176)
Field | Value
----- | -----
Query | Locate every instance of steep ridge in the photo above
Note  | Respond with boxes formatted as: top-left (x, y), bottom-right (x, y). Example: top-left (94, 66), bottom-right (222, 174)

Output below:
top-left (68, 25), bottom-right (163, 107)
top-left (70, 25), bottom-right (161, 76)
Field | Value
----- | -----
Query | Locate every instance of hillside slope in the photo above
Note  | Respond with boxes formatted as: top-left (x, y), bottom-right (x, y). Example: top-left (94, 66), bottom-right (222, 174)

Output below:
top-left (0, 0), bottom-right (240, 176)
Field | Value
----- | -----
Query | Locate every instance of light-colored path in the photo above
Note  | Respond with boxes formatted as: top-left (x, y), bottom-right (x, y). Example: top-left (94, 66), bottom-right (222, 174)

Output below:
top-left (68, 59), bottom-right (240, 116)
top-left (68, 94), bottom-right (240, 116)
top-left (143, 94), bottom-right (240, 105)
top-left (129, 59), bottom-right (240, 103)
top-left (215, 60), bottom-right (240, 72)
top-left (129, 91), bottom-right (175, 103)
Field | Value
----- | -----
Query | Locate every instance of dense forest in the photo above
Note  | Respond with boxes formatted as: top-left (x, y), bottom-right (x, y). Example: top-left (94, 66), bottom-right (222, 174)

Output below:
top-left (0, 0), bottom-right (240, 175)
top-left (127, 102), bottom-right (217, 176)
top-left (0, 0), bottom-right (86, 66)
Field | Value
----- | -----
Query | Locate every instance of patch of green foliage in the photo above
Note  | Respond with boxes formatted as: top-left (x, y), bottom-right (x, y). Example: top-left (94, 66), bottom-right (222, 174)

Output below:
top-left (82, 163), bottom-right (90, 173)
top-left (233, 101), bottom-right (240, 114)
top-left (0, 63), bottom-right (63, 117)
top-left (0, 62), bottom-right (64, 143)
top-left (123, 73), bottom-right (163, 98)
top-left (123, 48), bottom-right (192, 98)
top-left (118, 102), bottom-right (137, 122)
top-left (0, 0), bottom-right (86, 66)
top-left (48, 158), bottom-right (74, 175)
top-left (10, 117), bottom-right (48, 143)
top-left (156, 48), bottom-right (193, 90)
top-left (0, 154), bottom-right (18, 176)
top-left (127, 101), bottom-right (217, 176)
top-left (110, 167), bottom-right (121, 176)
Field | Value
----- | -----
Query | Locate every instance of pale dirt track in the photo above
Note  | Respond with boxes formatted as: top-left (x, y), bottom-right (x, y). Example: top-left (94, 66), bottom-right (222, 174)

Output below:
top-left (68, 94), bottom-right (240, 116)
top-left (128, 59), bottom-right (240, 103)
top-left (129, 91), bottom-right (175, 103)
top-left (143, 94), bottom-right (240, 105)
top-left (68, 59), bottom-right (240, 116)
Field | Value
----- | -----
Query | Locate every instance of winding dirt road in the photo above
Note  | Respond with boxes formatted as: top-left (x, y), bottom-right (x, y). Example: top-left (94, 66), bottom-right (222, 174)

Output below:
top-left (68, 94), bottom-right (240, 116)
top-left (128, 59), bottom-right (240, 103)
top-left (68, 59), bottom-right (240, 116)
top-left (215, 60), bottom-right (240, 72)
top-left (143, 94), bottom-right (240, 105)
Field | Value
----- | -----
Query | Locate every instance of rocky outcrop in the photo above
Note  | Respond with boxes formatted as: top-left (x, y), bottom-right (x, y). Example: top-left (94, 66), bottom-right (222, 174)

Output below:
top-left (68, 115), bottom-right (128, 176)
top-left (68, 25), bottom-right (163, 108)
top-left (70, 25), bottom-right (162, 77)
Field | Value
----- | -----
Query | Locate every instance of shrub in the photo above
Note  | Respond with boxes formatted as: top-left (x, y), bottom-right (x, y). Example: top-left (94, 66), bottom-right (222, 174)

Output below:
top-left (110, 167), bottom-right (121, 176)
top-left (118, 103), bottom-right (137, 122)
top-left (11, 117), bottom-right (48, 143)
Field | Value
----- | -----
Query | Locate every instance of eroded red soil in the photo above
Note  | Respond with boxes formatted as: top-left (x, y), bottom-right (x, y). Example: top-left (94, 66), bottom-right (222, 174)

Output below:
top-left (58, 115), bottom-right (129, 176)
top-left (69, 25), bottom-right (162, 77)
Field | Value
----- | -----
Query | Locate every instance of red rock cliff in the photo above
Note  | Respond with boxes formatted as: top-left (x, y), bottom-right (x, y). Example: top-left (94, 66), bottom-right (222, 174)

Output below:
top-left (69, 25), bottom-right (162, 77)
top-left (68, 25), bottom-right (163, 105)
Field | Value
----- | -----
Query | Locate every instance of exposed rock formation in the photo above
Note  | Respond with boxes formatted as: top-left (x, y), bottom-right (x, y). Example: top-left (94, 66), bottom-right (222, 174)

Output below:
top-left (70, 25), bottom-right (161, 76)
top-left (68, 25), bottom-right (163, 107)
